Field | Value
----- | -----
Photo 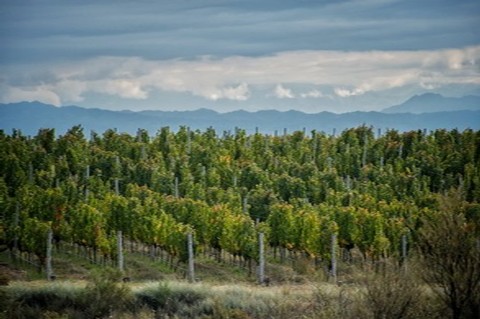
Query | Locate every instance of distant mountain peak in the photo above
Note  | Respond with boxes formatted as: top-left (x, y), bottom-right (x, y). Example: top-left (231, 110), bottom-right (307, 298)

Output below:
top-left (4, 100), bottom-right (52, 107)
top-left (382, 93), bottom-right (480, 114)
top-left (1, 100), bottom-right (479, 136)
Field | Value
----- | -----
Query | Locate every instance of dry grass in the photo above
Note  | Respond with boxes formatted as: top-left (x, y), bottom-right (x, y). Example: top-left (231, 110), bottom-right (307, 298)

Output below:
top-left (0, 249), bottom-right (445, 319)
top-left (2, 278), bottom-right (352, 319)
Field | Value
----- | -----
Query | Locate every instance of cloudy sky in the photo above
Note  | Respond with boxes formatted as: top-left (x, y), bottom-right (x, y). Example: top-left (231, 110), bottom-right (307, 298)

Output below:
top-left (1, 0), bottom-right (479, 113)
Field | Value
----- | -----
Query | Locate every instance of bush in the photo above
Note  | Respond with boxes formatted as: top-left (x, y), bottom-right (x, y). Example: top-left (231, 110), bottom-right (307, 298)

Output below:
top-left (136, 282), bottom-right (207, 317)
top-left (3, 284), bottom-right (83, 318)
top-left (81, 268), bottom-right (135, 318)
top-left (417, 192), bottom-right (480, 319)
top-left (0, 271), bottom-right (10, 286)
top-left (361, 263), bottom-right (427, 319)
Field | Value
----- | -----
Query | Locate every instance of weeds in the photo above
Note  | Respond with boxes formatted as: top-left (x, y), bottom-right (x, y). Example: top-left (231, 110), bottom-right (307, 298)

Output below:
top-left (81, 268), bottom-right (135, 318)
top-left (360, 264), bottom-right (425, 319)
top-left (1, 265), bottom-right (446, 319)
top-left (136, 281), bottom-right (206, 317)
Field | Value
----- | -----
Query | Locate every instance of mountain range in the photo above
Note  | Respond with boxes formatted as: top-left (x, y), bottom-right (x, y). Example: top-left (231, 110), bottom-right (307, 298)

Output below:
top-left (1, 94), bottom-right (479, 136)
top-left (382, 93), bottom-right (480, 113)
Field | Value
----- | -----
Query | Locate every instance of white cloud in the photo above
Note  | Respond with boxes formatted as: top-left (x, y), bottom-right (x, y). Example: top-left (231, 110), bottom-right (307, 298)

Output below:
top-left (1, 86), bottom-right (61, 106)
top-left (96, 79), bottom-right (149, 99)
top-left (420, 82), bottom-right (438, 90)
top-left (1, 46), bottom-right (479, 106)
top-left (55, 80), bottom-right (86, 102)
top-left (202, 83), bottom-right (250, 101)
top-left (300, 89), bottom-right (324, 98)
top-left (219, 83), bottom-right (250, 101)
top-left (274, 84), bottom-right (295, 99)
top-left (334, 87), bottom-right (365, 97)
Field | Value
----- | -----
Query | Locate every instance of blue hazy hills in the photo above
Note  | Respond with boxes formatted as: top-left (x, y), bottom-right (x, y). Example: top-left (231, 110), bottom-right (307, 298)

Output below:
top-left (1, 94), bottom-right (479, 136)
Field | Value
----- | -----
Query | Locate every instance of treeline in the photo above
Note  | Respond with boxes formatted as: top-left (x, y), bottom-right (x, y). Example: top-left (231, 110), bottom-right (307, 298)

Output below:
top-left (1, 125), bottom-right (479, 271)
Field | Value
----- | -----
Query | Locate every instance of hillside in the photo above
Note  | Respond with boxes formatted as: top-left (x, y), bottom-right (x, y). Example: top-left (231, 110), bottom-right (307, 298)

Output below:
top-left (1, 101), bottom-right (480, 136)
top-left (1, 125), bottom-right (479, 318)
top-left (382, 93), bottom-right (480, 114)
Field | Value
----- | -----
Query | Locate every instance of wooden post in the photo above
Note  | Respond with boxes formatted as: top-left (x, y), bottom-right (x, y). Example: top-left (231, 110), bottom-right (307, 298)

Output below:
top-left (50, 164), bottom-right (56, 180)
top-left (114, 178), bottom-right (120, 195)
top-left (258, 232), bottom-right (265, 284)
top-left (331, 234), bottom-right (337, 284)
top-left (46, 229), bottom-right (53, 281)
top-left (187, 233), bottom-right (195, 283)
top-left (362, 134), bottom-right (368, 167)
top-left (345, 175), bottom-right (351, 191)
top-left (12, 202), bottom-right (19, 260)
top-left (187, 127), bottom-right (191, 154)
top-left (326, 157), bottom-right (332, 171)
top-left (28, 162), bottom-right (34, 183)
top-left (136, 128), bottom-right (142, 141)
top-left (242, 195), bottom-right (248, 214)
top-left (174, 176), bottom-right (179, 198)
top-left (117, 230), bottom-right (124, 272)
top-left (13, 203), bottom-right (19, 251)
top-left (85, 165), bottom-right (90, 200)
top-left (401, 234), bottom-right (408, 272)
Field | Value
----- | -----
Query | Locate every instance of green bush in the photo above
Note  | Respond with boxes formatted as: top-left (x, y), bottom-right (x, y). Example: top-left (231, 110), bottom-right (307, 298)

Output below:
top-left (0, 271), bottom-right (10, 286)
top-left (136, 282), bottom-right (207, 316)
top-left (3, 284), bottom-right (83, 318)
top-left (81, 268), bottom-right (135, 318)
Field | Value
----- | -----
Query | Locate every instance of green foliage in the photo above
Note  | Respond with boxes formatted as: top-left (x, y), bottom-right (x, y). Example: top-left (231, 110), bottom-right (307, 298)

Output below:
top-left (1, 125), bottom-right (479, 272)
top-left (136, 281), bottom-right (206, 315)
top-left (3, 283), bottom-right (83, 318)
top-left (82, 268), bottom-right (134, 318)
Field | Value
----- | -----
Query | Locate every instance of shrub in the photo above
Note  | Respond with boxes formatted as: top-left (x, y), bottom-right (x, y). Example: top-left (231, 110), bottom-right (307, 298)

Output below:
top-left (417, 192), bottom-right (480, 319)
top-left (3, 283), bottom-right (83, 318)
top-left (136, 281), bottom-right (207, 316)
top-left (0, 271), bottom-right (10, 286)
top-left (81, 268), bottom-right (135, 318)
top-left (361, 263), bottom-right (426, 319)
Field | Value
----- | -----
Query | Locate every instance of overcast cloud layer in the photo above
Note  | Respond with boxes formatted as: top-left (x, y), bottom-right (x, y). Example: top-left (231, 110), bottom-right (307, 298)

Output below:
top-left (1, 0), bottom-right (479, 112)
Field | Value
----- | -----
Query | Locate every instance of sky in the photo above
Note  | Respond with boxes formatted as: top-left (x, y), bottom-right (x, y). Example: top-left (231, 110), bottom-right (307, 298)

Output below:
top-left (1, 0), bottom-right (479, 113)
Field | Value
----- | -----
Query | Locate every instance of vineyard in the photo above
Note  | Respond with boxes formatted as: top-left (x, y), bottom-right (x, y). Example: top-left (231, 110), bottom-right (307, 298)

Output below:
top-left (1, 125), bottom-right (480, 317)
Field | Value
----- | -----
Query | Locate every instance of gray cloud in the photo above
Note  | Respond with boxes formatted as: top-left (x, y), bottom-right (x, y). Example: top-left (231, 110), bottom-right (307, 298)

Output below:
top-left (1, 46), bottom-right (478, 110)
top-left (1, 0), bottom-right (479, 65)
top-left (1, 0), bottom-right (479, 112)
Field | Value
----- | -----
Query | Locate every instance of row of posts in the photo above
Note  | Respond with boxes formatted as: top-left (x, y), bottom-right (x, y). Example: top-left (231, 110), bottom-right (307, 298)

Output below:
top-left (43, 230), bottom-right (407, 283)
top-left (42, 229), bottom-right (264, 284)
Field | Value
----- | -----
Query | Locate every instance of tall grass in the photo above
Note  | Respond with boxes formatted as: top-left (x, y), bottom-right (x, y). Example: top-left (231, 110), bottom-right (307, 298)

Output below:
top-left (1, 265), bottom-right (444, 319)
